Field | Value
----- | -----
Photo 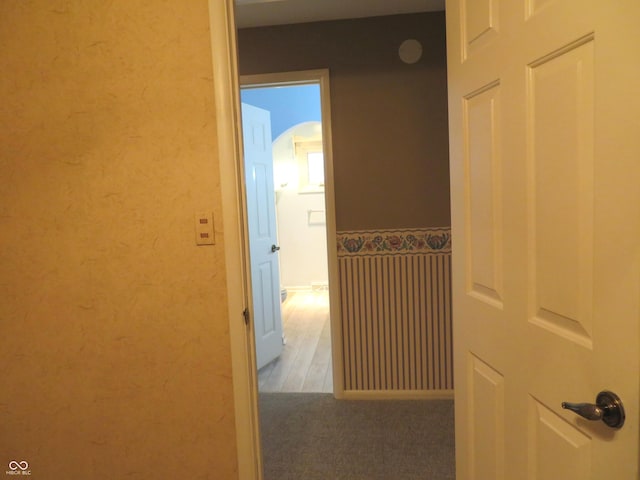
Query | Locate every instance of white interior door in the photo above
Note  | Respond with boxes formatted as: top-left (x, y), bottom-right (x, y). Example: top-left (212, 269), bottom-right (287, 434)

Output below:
top-left (242, 102), bottom-right (284, 370)
top-left (447, 0), bottom-right (640, 478)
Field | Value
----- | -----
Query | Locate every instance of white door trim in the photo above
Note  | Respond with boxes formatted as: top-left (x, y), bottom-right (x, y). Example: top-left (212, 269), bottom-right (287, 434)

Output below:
top-left (208, 1), bottom-right (262, 478)
top-left (240, 69), bottom-right (344, 399)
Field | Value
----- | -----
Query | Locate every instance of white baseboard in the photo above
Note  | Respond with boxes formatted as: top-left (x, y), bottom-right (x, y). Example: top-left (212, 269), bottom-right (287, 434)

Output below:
top-left (283, 286), bottom-right (309, 292)
top-left (283, 285), bottom-right (327, 293)
top-left (341, 389), bottom-right (454, 401)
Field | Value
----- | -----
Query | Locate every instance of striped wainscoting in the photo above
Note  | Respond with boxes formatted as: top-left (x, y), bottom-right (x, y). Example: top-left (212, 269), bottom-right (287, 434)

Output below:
top-left (336, 228), bottom-right (453, 395)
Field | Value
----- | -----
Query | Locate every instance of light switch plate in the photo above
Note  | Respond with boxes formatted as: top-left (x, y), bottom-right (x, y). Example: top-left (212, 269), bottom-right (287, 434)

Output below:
top-left (195, 212), bottom-right (215, 245)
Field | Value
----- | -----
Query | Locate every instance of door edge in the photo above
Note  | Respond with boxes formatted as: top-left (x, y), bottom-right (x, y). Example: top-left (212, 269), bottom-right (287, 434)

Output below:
top-left (209, 1), bottom-right (263, 479)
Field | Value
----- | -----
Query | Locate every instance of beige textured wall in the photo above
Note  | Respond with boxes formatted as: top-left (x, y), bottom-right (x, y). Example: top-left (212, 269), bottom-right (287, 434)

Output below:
top-left (0, 1), bottom-right (237, 478)
top-left (238, 12), bottom-right (450, 231)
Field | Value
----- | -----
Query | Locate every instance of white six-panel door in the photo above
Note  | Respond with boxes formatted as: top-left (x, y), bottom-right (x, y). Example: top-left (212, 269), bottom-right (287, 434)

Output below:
top-left (447, 0), bottom-right (640, 478)
top-left (242, 103), bottom-right (284, 371)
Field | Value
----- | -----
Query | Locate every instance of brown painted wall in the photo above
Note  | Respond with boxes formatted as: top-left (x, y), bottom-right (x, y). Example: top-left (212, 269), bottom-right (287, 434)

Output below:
top-left (0, 2), bottom-right (237, 478)
top-left (238, 12), bottom-right (451, 230)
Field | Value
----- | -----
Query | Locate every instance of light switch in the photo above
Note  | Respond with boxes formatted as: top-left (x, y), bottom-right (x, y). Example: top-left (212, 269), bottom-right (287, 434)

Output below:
top-left (195, 212), bottom-right (215, 245)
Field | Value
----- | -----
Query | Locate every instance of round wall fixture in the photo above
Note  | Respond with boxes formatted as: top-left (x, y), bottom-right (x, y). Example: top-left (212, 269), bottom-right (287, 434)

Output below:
top-left (398, 39), bottom-right (423, 64)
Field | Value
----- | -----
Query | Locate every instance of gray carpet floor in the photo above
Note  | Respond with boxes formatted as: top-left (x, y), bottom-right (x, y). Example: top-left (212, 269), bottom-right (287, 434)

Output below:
top-left (259, 393), bottom-right (455, 480)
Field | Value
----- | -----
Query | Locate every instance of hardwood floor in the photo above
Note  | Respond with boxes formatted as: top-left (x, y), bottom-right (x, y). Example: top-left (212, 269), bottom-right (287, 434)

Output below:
top-left (258, 289), bottom-right (333, 393)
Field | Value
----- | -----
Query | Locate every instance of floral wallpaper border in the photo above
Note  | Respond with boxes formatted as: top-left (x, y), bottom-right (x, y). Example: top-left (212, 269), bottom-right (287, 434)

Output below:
top-left (337, 227), bottom-right (451, 256)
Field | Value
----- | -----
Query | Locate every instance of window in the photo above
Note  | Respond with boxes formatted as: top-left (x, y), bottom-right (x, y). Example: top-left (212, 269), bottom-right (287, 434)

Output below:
top-left (306, 152), bottom-right (325, 186)
top-left (294, 137), bottom-right (324, 193)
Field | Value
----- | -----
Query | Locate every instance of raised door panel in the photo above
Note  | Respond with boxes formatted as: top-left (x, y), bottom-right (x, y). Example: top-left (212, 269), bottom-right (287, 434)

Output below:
top-left (528, 398), bottom-right (591, 480)
top-left (467, 355), bottom-right (505, 480)
top-left (464, 82), bottom-right (503, 308)
top-left (461, 0), bottom-right (500, 60)
top-left (251, 163), bottom-right (272, 239)
top-left (257, 261), bottom-right (277, 337)
top-left (527, 37), bottom-right (594, 348)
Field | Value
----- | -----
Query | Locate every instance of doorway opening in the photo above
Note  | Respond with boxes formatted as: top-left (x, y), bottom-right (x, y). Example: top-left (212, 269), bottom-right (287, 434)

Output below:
top-left (240, 70), bottom-right (341, 395)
